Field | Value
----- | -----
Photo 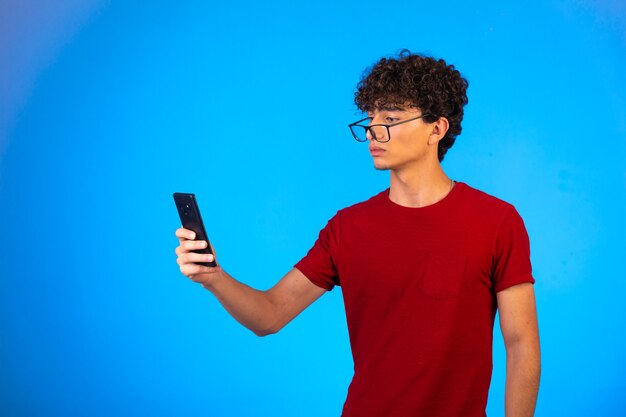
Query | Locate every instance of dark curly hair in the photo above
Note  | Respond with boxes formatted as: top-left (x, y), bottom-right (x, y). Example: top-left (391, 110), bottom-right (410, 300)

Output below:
top-left (354, 50), bottom-right (469, 162)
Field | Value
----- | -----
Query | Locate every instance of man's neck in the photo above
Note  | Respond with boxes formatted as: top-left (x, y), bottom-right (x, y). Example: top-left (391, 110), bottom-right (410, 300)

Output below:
top-left (388, 160), bottom-right (454, 208)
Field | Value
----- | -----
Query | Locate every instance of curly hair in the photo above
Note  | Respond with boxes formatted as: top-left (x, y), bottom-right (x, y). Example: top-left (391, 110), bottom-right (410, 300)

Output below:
top-left (354, 50), bottom-right (469, 162)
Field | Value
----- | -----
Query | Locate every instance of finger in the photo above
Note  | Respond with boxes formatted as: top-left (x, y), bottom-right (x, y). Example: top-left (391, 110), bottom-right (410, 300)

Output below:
top-left (183, 252), bottom-right (215, 264)
top-left (190, 269), bottom-right (222, 283)
top-left (181, 263), bottom-right (220, 278)
top-left (183, 240), bottom-right (207, 251)
top-left (175, 228), bottom-right (187, 240)
top-left (175, 229), bottom-right (186, 246)
top-left (176, 228), bottom-right (196, 240)
top-left (178, 252), bottom-right (206, 266)
top-left (175, 243), bottom-right (195, 256)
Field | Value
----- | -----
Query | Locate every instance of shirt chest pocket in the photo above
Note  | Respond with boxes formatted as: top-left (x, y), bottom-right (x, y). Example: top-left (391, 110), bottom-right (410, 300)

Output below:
top-left (421, 252), bottom-right (467, 299)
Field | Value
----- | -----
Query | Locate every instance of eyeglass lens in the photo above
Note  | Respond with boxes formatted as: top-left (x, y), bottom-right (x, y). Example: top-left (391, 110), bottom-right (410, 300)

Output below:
top-left (352, 125), bottom-right (389, 142)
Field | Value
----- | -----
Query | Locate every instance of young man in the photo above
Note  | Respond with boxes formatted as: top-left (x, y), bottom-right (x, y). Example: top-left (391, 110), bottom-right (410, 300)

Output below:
top-left (175, 51), bottom-right (540, 417)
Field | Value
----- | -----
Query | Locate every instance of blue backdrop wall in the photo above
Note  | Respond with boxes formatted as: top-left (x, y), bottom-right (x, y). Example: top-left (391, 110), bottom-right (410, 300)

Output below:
top-left (1, 1), bottom-right (625, 416)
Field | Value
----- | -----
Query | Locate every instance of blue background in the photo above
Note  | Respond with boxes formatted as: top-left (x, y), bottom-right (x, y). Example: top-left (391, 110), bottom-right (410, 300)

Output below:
top-left (1, 1), bottom-right (625, 416)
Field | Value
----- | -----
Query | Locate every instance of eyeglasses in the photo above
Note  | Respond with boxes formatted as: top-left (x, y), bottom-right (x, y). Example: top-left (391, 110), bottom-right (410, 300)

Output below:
top-left (348, 114), bottom-right (431, 143)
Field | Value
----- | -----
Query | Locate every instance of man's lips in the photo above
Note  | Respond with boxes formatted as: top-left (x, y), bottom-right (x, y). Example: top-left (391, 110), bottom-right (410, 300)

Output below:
top-left (369, 146), bottom-right (385, 156)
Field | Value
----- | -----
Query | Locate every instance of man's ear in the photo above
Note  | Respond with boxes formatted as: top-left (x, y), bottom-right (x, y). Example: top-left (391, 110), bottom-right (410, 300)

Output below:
top-left (428, 117), bottom-right (450, 145)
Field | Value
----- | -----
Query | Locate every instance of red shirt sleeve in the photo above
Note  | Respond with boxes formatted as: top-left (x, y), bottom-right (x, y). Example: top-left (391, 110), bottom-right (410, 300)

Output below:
top-left (294, 212), bottom-right (341, 291)
top-left (492, 205), bottom-right (536, 293)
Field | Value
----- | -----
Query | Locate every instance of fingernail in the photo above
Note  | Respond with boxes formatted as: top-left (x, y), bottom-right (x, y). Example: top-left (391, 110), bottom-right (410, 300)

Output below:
top-left (189, 233), bottom-right (194, 239)
top-left (206, 255), bottom-right (214, 261)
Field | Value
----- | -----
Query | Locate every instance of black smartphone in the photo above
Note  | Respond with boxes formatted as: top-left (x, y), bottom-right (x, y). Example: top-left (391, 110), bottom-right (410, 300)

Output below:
top-left (173, 192), bottom-right (217, 267)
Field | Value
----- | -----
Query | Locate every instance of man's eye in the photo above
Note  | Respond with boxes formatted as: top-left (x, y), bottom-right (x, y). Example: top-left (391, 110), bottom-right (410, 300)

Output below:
top-left (386, 117), bottom-right (398, 123)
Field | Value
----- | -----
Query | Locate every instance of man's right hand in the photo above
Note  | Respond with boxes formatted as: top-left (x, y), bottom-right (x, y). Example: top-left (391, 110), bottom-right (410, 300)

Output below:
top-left (175, 227), bottom-right (222, 286)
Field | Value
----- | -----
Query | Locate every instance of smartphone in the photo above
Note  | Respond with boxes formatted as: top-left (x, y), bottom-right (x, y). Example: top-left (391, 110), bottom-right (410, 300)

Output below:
top-left (173, 192), bottom-right (217, 267)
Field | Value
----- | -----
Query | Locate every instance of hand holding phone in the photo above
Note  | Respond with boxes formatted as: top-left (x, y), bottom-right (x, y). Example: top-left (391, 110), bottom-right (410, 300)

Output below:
top-left (173, 192), bottom-right (217, 268)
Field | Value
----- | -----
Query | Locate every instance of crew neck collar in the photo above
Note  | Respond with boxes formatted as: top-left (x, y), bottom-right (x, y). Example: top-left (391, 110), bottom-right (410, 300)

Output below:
top-left (380, 181), bottom-right (464, 214)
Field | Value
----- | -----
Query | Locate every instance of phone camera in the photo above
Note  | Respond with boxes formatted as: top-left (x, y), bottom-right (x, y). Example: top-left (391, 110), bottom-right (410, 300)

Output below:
top-left (178, 203), bottom-right (191, 216)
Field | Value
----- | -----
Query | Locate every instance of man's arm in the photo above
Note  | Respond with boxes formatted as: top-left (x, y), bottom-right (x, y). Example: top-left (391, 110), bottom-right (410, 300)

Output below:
top-left (497, 282), bottom-right (541, 417)
top-left (175, 228), bottom-right (327, 337)
top-left (204, 267), bottom-right (326, 336)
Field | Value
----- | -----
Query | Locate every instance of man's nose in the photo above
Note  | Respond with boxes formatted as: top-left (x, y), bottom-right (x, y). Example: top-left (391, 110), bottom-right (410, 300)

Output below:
top-left (366, 126), bottom-right (386, 142)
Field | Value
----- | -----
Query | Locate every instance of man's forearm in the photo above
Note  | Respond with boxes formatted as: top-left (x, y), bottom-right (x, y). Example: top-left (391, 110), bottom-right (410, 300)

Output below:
top-left (504, 341), bottom-right (541, 417)
top-left (201, 269), bottom-right (277, 337)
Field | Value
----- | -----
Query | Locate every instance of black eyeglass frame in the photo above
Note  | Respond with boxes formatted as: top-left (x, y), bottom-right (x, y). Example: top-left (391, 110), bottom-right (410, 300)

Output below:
top-left (348, 114), bottom-right (432, 143)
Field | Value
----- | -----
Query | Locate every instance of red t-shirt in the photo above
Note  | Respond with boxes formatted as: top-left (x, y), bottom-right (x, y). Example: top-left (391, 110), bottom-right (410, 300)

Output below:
top-left (294, 182), bottom-right (535, 417)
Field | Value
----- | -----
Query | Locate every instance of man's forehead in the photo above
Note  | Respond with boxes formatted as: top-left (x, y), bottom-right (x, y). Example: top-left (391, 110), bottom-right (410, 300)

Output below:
top-left (367, 105), bottom-right (419, 114)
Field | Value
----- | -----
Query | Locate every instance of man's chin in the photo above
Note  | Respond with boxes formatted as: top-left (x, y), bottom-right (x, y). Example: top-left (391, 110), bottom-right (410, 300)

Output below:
top-left (373, 161), bottom-right (391, 171)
